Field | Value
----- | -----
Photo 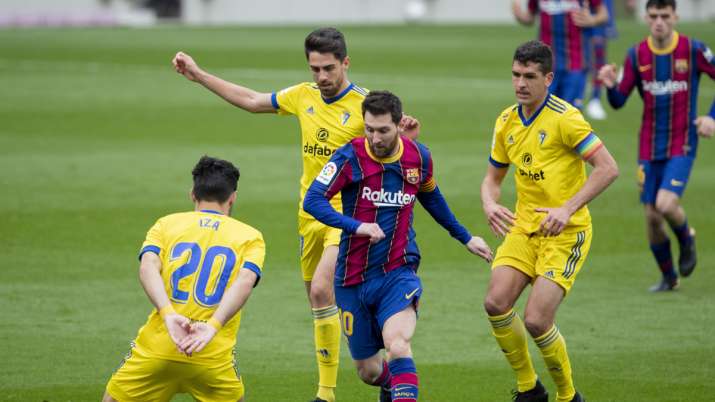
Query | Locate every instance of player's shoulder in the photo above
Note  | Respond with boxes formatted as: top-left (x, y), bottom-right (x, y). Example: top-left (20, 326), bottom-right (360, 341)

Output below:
top-left (278, 82), bottom-right (316, 97)
top-left (546, 95), bottom-right (575, 115)
top-left (350, 83), bottom-right (369, 98)
top-left (494, 104), bottom-right (519, 128)
top-left (157, 211), bottom-right (195, 224)
top-left (221, 216), bottom-right (264, 241)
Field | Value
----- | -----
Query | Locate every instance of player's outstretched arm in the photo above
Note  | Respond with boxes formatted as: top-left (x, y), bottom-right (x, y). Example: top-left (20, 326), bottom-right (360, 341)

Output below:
top-left (138, 252), bottom-right (191, 352)
top-left (180, 268), bottom-right (259, 356)
top-left (512, 0), bottom-right (535, 25)
top-left (572, 3), bottom-right (608, 28)
top-left (399, 114), bottom-right (421, 141)
top-left (465, 236), bottom-right (493, 263)
top-left (172, 51), bottom-right (275, 113)
top-left (481, 164), bottom-right (515, 237)
top-left (536, 145), bottom-right (619, 236)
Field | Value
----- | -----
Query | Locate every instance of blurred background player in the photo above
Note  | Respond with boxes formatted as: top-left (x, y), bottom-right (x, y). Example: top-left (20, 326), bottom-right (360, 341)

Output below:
top-left (304, 91), bottom-right (492, 402)
top-left (103, 156), bottom-right (265, 402)
top-left (172, 27), bottom-right (419, 402)
top-left (512, 0), bottom-right (609, 109)
top-left (598, 0), bottom-right (715, 292)
top-left (583, 0), bottom-right (617, 120)
top-left (482, 41), bottom-right (618, 402)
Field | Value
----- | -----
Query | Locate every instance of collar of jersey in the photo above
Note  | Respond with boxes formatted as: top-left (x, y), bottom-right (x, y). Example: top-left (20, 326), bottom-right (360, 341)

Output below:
top-left (199, 209), bottom-right (223, 215)
top-left (518, 93), bottom-right (551, 127)
top-left (322, 82), bottom-right (354, 104)
top-left (647, 31), bottom-right (679, 55)
top-left (364, 137), bottom-right (404, 164)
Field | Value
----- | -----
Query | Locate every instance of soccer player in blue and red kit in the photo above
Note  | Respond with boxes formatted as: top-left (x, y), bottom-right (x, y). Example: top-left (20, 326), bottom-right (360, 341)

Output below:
top-left (304, 91), bottom-right (493, 402)
top-left (512, 0), bottom-right (609, 108)
top-left (599, 0), bottom-right (715, 291)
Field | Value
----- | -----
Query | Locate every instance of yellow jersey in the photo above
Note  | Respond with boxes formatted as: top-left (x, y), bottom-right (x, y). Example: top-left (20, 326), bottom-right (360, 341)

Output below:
top-left (134, 209), bottom-right (265, 364)
top-left (272, 82), bottom-right (367, 219)
top-left (489, 94), bottom-right (604, 234)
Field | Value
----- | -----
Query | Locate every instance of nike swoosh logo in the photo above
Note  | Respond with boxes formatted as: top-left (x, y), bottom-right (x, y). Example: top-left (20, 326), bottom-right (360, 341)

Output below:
top-left (670, 179), bottom-right (684, 187)
top-left (405, 288), bottom-right (420, 300)
top-left (394, 386), bottom-right (412, 391)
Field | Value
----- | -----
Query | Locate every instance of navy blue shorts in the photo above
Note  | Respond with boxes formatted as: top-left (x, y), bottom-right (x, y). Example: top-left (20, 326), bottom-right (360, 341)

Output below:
top-left (638, 156), bottom-right (694, 204)
top-left (551, 70), bottom-right (587, 108)
top-left (335, 266), bottom-right (422, 360)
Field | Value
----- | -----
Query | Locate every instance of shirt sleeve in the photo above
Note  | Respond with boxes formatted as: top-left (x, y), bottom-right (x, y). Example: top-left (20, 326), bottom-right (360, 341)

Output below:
top-left (527, 0), bottom-right (538, 14)
top-left (139, 218), bottom-right (164, 261)
top-left (694, 41), bottom-right (715, 118)
top-left (240, 234), bottom-right (265, 287)
top-left (271, 83), bottom-right (303, 116)
top-left (607, 47), bottom-right (638, 109)
top-left (561, 109), bottom-right (604, 160)
top-left (303, 145), bottom-right (362, 234)
top-left (489, 114), bottom-right (510, 168)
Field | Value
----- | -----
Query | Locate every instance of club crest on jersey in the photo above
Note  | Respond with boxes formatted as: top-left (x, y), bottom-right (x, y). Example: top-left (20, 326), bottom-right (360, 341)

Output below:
top-left (539, 130), bottom-right (547, 145)
top-left (675, 59), bottom-right (689, 73)
top-left (405, 168), bottom-right (420, 184)
top-left (522, 153), bottom-right (533, 167)
top-left (307, 106), bottom-right (314, 115)
top-left (316, 128), bottom-right (329, 142)
top-left (316, 162), bottom-right (338, 185)
top-left (341, 111), bottom-right (351, 125)
top-left (507, 135), bottom-right (515, 145)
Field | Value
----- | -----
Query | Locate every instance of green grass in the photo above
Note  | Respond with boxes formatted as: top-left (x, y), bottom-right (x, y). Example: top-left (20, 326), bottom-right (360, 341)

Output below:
top-left (1, 21), bottom-right (714, 401)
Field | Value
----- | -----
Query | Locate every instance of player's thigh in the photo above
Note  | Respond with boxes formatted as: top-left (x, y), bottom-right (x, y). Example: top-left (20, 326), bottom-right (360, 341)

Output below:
top-left (535, 228), bottom-right (592, 295)
top-left (106, 344), bottom-right (178, 402)
top-left (299, 216), bottom-right (328, 282)
top-left (311, 245), bottom-right (339, 292)
top-left (561, 71), bottom-right (587, 108)
top-left (335, 284), bottom-right (383, 360)
top-left (491, 230), bottom-right (538, 304)
top-left (523, 276), bottom-right (566, 335)
top-left (185, 358), bottom-right (244, 402)
top-left (639, 160), bottom-right (665, 205)
top-left (658, 156), bottom-right (694, 200)
top-left (381, 305), bottom-right (417, 354)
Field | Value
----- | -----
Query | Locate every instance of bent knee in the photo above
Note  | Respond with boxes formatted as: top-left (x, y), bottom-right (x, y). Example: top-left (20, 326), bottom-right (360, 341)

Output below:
top-left (484, 295), bottom-right (514, 316)
top-left (523, 315), bottom-right (552, 337)
top-left (309, 282), bottom-right (333, 306)
top-left (655, 194), bottom-right (680, 216)
top-left (385, 338), bottom-right (412, 359)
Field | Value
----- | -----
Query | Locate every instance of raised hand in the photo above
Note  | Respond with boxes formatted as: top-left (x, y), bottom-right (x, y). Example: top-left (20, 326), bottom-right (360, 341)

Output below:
top-left (172, 51), bottom-right (202, 82)
top-left (179, 321), bottom-right (218, 356)
top-left (355, 222), bottom-right (386, 244)
top-left (571, 6), bottom-right (597, 27)
top-left (466, 236), bottom-right (493, 263)
top-left (399, 114), bottom-right (421, 140)
top-left (598, 64), bottom-right (619, 88)
top-left (694, 116), bottom-right (715, 138)
top-left (535, 206), bottom-right (572, 237)
top-left (483, 202), bottom-right (515, 237)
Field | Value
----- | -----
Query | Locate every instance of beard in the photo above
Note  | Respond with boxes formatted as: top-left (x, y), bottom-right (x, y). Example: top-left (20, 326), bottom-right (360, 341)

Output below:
top-left (370, 136), bottom-right (399, 158)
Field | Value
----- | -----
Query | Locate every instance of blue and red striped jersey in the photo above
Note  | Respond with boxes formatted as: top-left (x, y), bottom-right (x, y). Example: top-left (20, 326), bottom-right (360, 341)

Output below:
top-left (607, 32), bottom-right (715, 161)
top-left (528, 0), bottom-right (603, 72)
top-left (304, 136), bottom-right (472, 287)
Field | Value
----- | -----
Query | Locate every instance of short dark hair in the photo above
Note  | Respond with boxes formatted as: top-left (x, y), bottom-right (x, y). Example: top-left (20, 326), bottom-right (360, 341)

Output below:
top-left (304, 27), bottom-right (348, 61)
top-left (191, 156), bottom-right (240, 203)
top-left (646, 0), bottom-right (676, 10)
top-left (513, 40), bottom-right (553, 74)
top-left (362, 91), bottom-right (403, 125)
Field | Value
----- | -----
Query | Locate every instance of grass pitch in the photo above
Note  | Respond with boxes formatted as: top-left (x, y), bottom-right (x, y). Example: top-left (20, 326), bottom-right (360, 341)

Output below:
top-left (1, 21), bottom-right (714, 401)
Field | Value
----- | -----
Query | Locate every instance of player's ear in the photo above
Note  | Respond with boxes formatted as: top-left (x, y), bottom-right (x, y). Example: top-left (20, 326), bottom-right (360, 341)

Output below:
top-left (545, 71), bottom-right (554, 88)
top-left (228, 191), bottom-right (237, 206)
top-left (189, 189), bottom-right (197, 203)
top-left (342, 55), bottom-right (350, 70)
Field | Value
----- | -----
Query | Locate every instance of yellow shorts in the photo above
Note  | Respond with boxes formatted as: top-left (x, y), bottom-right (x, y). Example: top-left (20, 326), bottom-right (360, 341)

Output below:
top-left (106, 343), bottom-right (243, 402)
top-left (492, 227), bottom-right (592, 294)
top-left (299, 215), bottom-right (341, 281)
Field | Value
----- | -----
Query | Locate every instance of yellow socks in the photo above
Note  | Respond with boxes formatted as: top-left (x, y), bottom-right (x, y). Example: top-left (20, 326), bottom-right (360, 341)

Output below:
top-left (534, 325), bottom-right (575, 402)
top-left (313, 305), bottom-right (341, 402)
top-left (488, 309), bottom-right (537, 392)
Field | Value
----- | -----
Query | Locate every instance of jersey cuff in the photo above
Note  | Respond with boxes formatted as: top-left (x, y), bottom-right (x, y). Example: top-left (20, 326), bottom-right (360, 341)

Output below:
top-left (138, 245), bottom-right (161, 261)
top-left (242, 261), bottom-right (262, 287)
top-left (489, 156), bottom-right (509, 168)
top-left (270, 92), bottom-right (279, 110)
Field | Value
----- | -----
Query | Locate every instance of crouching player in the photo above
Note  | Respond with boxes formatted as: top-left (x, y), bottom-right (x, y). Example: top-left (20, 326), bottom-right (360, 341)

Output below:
top-left (304, 91), bottom-right (493, 401)
top-left (103, 156), bottom-right (265, 402)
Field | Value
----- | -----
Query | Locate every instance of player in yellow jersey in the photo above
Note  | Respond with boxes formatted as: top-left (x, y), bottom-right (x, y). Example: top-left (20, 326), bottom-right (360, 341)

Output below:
top-left (480, 41), bottom-right (619, 402)
top-left (172, 28), bottom-right (418, 402)
top-left (103, 156), bottom-right (265, 402)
